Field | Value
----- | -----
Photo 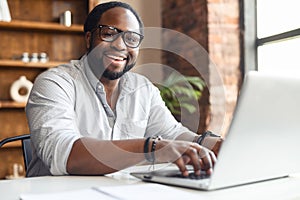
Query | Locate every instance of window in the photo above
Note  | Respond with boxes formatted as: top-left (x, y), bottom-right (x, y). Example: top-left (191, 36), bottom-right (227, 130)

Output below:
top-left (257, 0), bottom-right (300, 73)
top-left (243, 0), bottom-right (300, 73)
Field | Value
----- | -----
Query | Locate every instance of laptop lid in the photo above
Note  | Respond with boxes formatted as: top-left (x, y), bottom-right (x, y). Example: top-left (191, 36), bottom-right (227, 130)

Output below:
top-left (209, 71), bottom-right (300, 189)
top-left (131, 71), bottom-right (300, 190)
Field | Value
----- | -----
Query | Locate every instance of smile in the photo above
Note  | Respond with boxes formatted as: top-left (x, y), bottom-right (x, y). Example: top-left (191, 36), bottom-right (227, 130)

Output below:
top-left (105, 54), bottom-right (127, 61)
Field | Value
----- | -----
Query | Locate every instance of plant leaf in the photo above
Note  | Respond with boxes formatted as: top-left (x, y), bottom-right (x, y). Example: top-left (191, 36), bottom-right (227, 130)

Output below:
top-left (180, 103), bottom-right (197, 113)
top-left (156, 72), bottom-right (206, 115)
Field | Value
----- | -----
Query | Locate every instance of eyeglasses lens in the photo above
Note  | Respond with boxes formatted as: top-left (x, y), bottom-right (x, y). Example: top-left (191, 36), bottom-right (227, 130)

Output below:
top-left (99, 26), bottom-right (142, 48)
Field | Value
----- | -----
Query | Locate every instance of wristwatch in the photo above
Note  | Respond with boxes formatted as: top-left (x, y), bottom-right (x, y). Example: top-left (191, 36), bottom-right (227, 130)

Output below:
top-left (196, 130), bottom-right (221, 145)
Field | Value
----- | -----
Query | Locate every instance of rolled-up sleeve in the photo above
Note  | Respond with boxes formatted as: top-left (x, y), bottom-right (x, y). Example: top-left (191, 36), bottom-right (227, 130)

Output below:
top-left (26, 68), bottom-right (80, 175)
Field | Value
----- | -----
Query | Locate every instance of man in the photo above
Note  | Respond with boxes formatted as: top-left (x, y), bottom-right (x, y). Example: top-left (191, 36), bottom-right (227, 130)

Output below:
top-left (26, 1), bottom-right (222, 177)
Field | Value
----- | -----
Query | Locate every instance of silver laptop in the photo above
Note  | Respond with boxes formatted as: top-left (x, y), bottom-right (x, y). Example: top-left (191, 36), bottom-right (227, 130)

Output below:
top-left (131, 71), bottom-right (300, 190)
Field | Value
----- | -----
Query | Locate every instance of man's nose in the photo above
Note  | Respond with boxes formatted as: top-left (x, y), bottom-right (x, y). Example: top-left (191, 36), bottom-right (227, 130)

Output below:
top-left (110, 34), bottom-right (127, 51)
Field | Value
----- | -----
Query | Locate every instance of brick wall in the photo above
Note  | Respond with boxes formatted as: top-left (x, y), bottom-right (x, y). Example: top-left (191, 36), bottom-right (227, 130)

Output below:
top-left (161, 0), bottom-right (210, 134)
top-left (207, 0), bottom-right (242, 135)
top-left (162, 0), bottom-right (242, 135)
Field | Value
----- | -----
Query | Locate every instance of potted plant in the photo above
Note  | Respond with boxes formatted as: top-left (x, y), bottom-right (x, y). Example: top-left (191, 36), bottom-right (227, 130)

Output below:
top-left (155, 72), bottom-right (206, 116)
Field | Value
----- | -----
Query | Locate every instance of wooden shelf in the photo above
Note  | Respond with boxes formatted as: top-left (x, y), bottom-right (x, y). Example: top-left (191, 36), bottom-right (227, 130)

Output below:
top-left (0, 20), bottom-right (84, 34)
top-left (0, 101), bottom-right (26, 109)
top-left (0, 141), bottom-right (21, 148)
top-left (0, 0), bottom-right (91, 180)
top-left (0, 60), bottom-right (65, 69)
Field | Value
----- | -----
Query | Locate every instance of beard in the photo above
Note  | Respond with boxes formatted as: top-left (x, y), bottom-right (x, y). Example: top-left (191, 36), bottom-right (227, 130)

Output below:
top-left (102, 62), bottom-right (135, 80)
top-left (87, 39), bottom-right (137, 80)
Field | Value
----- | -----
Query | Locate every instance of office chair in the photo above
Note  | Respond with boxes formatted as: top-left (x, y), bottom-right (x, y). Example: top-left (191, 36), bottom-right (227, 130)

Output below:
top-left (0, 134), bottom-right (32, 172)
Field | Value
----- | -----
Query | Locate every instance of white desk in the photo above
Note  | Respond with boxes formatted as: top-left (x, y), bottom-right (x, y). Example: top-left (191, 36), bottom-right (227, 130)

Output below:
top-left (1, 172), bottom-right (300, 200)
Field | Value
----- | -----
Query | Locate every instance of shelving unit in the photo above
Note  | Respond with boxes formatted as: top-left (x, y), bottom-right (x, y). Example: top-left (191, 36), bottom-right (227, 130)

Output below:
top-left (0, 0), bottom-right (94, 179)
top-left (0, 101), bottom-right (26, 109)
top-left (0, 20), bottom-right (83, 33)
top-left (0, 60), bottom-right (64, 68)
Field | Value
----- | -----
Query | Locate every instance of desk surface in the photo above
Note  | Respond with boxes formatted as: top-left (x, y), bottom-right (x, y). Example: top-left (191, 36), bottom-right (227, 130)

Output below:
top-left (1, 171), bottom-right (300, 200)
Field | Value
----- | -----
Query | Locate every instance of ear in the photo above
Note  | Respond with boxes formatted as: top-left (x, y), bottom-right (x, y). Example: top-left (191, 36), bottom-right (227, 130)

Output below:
top-left (85, 32), bottom-right (92, 49)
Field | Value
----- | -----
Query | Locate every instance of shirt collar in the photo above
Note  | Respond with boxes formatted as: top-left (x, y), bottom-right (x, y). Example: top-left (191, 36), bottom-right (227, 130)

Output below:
top-left (119, 73), bottom-right (135, 94)
top-left (82, 54), bottom-right (100, 92)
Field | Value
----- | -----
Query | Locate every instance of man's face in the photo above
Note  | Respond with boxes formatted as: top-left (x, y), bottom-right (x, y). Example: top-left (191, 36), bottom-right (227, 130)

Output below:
top-left (87, 7), bottom-right (141, 80)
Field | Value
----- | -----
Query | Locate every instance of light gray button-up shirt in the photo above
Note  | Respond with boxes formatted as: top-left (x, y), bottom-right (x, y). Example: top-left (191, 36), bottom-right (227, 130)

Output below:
top-left (25, 55), bottom-right (192, 176)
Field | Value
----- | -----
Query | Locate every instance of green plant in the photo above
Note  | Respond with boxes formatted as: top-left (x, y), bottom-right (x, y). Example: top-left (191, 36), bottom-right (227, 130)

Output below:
top-left (156, 72), bottom-right (206, 115)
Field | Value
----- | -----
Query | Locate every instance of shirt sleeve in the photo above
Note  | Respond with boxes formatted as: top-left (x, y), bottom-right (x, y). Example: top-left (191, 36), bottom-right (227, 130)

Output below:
top-left (145, 84), bottom-right (194, 140)
top-left (26, 68), bottom-right (80, 175)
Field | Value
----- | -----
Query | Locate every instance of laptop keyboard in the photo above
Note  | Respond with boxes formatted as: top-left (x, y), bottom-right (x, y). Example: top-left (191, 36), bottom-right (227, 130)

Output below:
top-left (167, 171), bottom-right (210, 180)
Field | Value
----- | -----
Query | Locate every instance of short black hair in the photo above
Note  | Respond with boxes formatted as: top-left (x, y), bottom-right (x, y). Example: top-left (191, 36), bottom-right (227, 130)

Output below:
top-left (84, 1), bottom-right (144, 34)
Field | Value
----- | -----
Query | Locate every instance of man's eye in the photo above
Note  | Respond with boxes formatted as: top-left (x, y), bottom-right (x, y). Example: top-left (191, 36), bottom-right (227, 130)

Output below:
top-left (127, 37), bottom-right (137, 42)
top-left (125, 34), bottom-right (139, 42)
top-left (103, 33), bottom-right (114, 37)
top-left (102, 29), bottom-right (118, 37)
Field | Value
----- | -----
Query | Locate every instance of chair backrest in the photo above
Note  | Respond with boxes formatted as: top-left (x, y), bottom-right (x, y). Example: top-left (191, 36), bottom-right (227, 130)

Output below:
top-left (0, 134), bottom-right (32, 171)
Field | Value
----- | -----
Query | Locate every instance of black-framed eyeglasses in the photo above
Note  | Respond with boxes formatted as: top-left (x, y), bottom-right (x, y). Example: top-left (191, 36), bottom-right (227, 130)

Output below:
top-left (92, 25), bottom-right (144, 48)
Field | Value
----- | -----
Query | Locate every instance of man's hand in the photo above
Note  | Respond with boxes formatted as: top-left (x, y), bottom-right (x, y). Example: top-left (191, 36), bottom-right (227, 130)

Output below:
top-left (155, 140), bottom-right (217, 176)
top-left (201, 136), bottom-right (224, 157)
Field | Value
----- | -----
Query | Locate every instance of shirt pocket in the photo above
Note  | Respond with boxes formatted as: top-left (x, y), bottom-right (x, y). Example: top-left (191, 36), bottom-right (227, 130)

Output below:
top-left (120, 119), bottom-right (148, 139)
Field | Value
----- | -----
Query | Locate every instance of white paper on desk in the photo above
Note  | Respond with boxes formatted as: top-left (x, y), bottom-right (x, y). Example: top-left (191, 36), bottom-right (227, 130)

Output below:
top-left (20, 183), bottom-right (200, 200)
top-left (96, 183), bottom-right (200, 200)
top-left (19, 188), bottom-right (116, 200)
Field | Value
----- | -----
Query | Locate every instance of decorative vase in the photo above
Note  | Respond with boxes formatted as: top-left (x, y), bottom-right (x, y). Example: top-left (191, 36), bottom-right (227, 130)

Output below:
top-left (0, 0), bottom-right (11, 22)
